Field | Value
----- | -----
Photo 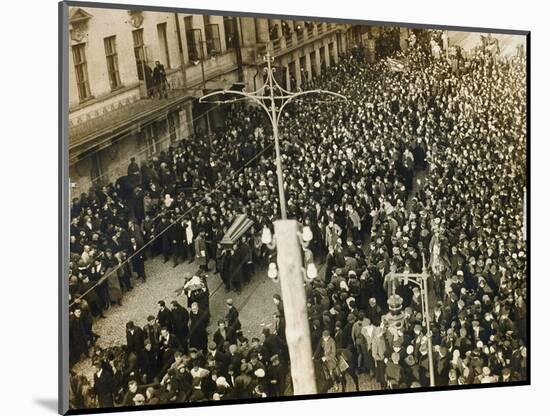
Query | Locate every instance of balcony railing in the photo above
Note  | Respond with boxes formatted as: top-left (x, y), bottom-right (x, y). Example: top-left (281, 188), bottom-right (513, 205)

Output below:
top-left (260, 23), bottom-right (342, 63)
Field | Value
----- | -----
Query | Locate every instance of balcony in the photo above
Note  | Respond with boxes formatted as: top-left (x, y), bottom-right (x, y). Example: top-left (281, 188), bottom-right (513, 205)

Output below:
top-left (260, 23), bottom-right (343, 62)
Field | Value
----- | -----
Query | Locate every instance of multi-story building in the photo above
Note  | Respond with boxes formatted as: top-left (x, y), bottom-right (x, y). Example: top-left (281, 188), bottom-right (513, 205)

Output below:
top-left (67, 6), bottom-right (353, 193)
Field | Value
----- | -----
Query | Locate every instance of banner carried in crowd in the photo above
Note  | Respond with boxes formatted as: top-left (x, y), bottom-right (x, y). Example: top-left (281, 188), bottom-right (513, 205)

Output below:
top-left (386, 57), bottom-right (407, 72)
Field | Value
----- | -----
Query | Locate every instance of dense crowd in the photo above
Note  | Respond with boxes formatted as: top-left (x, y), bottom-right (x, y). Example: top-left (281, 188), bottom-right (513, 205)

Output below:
top-left (68, 29), bottom-right (527, 409)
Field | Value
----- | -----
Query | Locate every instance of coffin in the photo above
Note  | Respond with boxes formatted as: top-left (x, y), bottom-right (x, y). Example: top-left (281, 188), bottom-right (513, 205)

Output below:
top-left (220, 214), bottom-right (254, 248)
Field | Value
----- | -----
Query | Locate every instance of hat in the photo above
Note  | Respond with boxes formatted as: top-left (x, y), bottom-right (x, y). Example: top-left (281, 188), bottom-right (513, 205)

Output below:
top-left (270, 354), bottom-right (280, 363)
top-left (254, 368), bottom-right (265, 378)
top-left (405, 355), bottom-right (416, 366)
top-left (133, 394), bottom-right (145, 404)
top-left (226, 298), bottom-right (233, 306)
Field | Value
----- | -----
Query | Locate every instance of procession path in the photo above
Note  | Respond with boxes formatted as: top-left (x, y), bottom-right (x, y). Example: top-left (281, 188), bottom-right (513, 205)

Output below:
top-left (72, 256), bottom-right (282, 380)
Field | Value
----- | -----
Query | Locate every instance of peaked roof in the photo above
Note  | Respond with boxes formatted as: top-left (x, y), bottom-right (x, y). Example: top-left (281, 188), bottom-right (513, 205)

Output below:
top-left (69, 7), bottom-right (93, 24)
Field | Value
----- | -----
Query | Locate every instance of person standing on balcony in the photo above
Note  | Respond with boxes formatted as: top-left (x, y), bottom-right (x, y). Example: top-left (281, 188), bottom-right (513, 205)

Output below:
top-left (153, 61), bottom-right (168, 99)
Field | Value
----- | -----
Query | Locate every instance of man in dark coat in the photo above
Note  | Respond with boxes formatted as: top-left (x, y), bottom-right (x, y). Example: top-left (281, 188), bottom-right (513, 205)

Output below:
top-left (157, 301), bottom-right (173, 333)
top-left (69, 308), bottom-right (89, 365)
top-left (266, 354), bottom-right (287, 397)
top-left (156, 216), bottom-right (172, 263)
top-left (137, 339), bottom-right (160, 383)
top-left (129, 237), bottom-right (146, 281)
top-left (207, 341), bottom-right (231, 374)
top-left (126, 321), bottom-right (145, 357)
top-left (225, 299), bottom-right (241, 344)
top-left (229, 244), bottom-right (244, 293)
top-left (93, 361), bottom-right (114, 408)
top-left (435, 346), bottom-right (451, 386)
top-left (170, 301), bottom-right (189, 352)
top-left (261, 327), bottom-right (285, 363)
top-left (220, 248), bottom-right (232, 291)
top-left (170, 219), bottom-right (184, 267)
top-left (152, 61), bottom-right (168, 99)
top-left (143, 315), bottom-right (161, 350)
top-left (189, 302), bottom-right (208, 352)
top-left (158, 327), bottom-right (180, 375)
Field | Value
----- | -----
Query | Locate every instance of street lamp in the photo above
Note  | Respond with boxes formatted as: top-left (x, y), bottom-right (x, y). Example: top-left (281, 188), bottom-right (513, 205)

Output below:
top-left (386, 254), bottom-right (436, 387)
top-left (199, 51), bottom-right (346, 395)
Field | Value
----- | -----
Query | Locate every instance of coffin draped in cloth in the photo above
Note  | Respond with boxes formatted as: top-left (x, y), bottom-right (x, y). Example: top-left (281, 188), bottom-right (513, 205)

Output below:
top-left (220, 214), bottom-right (254, 248)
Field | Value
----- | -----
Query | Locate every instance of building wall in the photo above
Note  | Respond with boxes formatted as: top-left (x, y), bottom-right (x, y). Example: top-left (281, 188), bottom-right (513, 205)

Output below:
top-left (68, 8), bottom-right (182, 109)
top-left (67, 7), bottom-right (351, 194)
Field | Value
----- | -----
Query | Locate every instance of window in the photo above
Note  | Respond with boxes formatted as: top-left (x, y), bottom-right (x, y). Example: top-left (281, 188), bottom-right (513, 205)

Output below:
top-left (268, 19), bottom-right (279, 41)
top-left (144, 124), bottom-right (157, 156)
top-left (184, 16), bottom-right (201, 62)
top-left (103, 36), bottom-right (121, 90)
top-left (310, 51), bottom-right (317, 76)
top-left (157, 23), bottom-right (171, 68)
top-left (133, 29), bottom-right (145, 80)
top-left (72, 44), bottom-right (91, 102)
top-left (186, 29), bottom-right (202, 62)
top-left (223, 16), bottom-right (237, 49)
top-left (167, 111), bottom-right (180, 142)
top-left (205, 23), bottom-right (221, 56)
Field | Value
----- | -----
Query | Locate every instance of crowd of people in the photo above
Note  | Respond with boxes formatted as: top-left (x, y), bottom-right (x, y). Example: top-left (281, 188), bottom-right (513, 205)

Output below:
top-left (68, 29), bottom-right (527, 409)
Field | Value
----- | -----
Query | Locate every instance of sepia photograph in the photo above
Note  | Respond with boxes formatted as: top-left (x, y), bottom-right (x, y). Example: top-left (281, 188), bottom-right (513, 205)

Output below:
top-left (60, 1), bottom-right (529, 413)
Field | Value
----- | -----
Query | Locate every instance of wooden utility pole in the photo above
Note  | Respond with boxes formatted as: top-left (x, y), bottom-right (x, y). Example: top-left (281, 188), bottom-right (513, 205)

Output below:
top-left (199, 52), bottom-right (345, 395)
top-left (274, 219), bottom-right (317, 395)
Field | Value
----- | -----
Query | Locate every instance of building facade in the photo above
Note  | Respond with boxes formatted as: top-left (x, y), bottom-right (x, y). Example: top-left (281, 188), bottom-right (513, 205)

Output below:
top-left (67, 6), bottom-right (352, 194)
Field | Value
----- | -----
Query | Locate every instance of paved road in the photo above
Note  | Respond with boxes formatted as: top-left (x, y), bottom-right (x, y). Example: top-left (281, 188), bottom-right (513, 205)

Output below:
top-left (72, 255), bottom-right (281, 377)
top-left (73, 169), bottom-right (430, 393)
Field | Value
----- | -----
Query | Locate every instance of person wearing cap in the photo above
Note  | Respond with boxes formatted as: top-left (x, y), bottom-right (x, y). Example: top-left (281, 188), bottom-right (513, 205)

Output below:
top-left (122, 379), bottom-right (142, 407)
top-left (92, 360), bottom-right (114, 408)
top-left (142, 315), bottom-right (161, 350)
top-left (262, 327), bottom-right (286, 365)
top-left (208, 340), bottom-right (230, 370)
top-left (314, 330), bottom-right (337, 381)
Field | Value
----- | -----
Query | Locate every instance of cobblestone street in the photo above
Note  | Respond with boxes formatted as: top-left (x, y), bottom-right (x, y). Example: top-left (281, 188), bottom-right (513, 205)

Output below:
top-left (72, 254), bottom-right (386, 393)
top-left (73, 255), bottom-right (281, 378)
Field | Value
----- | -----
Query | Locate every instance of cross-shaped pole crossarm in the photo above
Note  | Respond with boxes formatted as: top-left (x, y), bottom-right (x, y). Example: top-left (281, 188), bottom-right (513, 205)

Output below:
top-left (199, 89), bottom-right (274, 124)
top-left (275, 89), bottom-right (348, 125)
top-left (388, 272), bottom-right (423, 288)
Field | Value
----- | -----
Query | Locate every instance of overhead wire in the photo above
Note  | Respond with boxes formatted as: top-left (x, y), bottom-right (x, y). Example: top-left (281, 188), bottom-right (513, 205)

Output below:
top-left (69, 141), bottom-right (275, 308)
